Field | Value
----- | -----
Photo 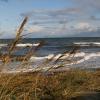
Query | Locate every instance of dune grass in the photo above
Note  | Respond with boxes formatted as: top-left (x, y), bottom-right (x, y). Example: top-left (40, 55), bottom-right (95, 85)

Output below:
top-left (0, 69), bottom-right (99, 100)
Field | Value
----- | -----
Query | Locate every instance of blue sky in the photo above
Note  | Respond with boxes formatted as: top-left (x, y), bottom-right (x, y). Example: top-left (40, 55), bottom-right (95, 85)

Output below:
top-left (0, 0), bottom-right (100, 38)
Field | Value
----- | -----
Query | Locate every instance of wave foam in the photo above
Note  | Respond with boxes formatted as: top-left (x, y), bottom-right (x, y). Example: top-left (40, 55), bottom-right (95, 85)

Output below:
top-left (0, 43), bottom-right (40, 47)
top-left (16, 43), bottom-right (40, 47)
top-left (74, 42), bottom-right (100, 46)
top-left (0, 44), bottom-right (7, 47)
top-left (29, 52), bottom-right (100, 66)
top-left (76, 52), bottom-right (100, 64)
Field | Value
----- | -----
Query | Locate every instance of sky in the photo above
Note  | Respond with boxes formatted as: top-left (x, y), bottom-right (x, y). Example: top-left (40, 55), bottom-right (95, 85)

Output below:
top-left (0, 0), bottom-right (100, 38)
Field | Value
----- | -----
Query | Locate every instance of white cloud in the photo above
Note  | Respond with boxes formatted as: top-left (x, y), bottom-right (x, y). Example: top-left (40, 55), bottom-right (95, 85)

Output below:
top-left (75, 22), bottom-right (91, 30)
top-left (72, 22), bottom-right (97, 32)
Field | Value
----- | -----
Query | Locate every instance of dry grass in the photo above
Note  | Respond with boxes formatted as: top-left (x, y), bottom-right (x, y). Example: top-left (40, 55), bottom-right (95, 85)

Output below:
top-left (54, 45), bottom-right (80, 64)
top-left (1, 17), bottom-right (28, 64)
top-left (8, 17), bottom-right (28, 54)
top-left (0, 70), bottom-right (99, 100)
top-left (22, 40), bottom-right (45, 63)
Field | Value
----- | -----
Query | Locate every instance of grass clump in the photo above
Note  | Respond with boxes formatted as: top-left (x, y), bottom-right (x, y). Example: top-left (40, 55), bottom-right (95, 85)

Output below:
top-left (0, 70), bottom-right (99, 100)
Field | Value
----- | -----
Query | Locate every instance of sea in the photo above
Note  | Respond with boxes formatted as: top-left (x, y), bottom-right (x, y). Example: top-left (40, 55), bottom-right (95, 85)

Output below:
top-left (0, 37), bottom-right (100, 73)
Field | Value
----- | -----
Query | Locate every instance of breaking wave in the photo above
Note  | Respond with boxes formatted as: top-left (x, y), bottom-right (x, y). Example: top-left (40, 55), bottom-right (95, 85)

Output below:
top-left (0, 43), bottom-right (40, 47)
top-left (29, 52), bottom-right (100, 64)
top-left (74, 42), bottom-right (100, 47)
top-left (1, 52), bottom-right (100, 73)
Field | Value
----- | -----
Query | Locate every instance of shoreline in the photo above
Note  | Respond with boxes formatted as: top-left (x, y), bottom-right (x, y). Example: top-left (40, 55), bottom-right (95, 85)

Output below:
top-left (0, 66), bottom-right (100, 74)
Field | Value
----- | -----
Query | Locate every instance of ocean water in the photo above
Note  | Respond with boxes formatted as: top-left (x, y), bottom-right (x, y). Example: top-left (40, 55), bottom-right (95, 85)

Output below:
top-left (0, 37), bottom-right (100, 72)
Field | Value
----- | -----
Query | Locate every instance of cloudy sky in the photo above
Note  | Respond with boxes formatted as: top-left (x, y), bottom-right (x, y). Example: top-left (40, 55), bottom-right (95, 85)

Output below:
top-left (0, 0), bottom-right (100, 38)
